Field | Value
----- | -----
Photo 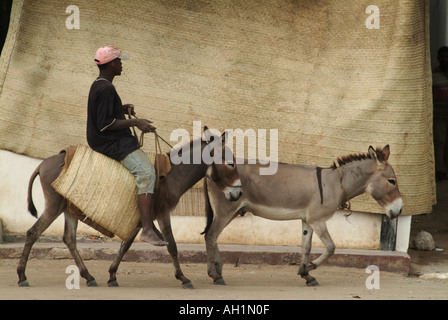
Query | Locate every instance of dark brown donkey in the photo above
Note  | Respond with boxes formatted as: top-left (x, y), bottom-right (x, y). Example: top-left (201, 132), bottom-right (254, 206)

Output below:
top-left (18, 127), bottom-right (242, 289)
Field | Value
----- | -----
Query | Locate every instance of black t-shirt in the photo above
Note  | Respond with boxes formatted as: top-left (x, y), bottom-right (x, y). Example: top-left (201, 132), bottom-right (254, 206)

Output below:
top-left (86, 79), bottom-right (138, 161)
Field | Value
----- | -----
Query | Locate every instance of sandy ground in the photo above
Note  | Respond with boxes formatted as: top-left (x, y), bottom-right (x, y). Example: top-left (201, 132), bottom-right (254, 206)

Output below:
top-left (0, 259), bottom-right (446, 300)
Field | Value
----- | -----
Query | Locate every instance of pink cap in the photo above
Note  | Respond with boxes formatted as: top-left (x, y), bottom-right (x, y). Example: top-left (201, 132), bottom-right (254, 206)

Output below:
top-left (94, 45), bottom-right (129, 65)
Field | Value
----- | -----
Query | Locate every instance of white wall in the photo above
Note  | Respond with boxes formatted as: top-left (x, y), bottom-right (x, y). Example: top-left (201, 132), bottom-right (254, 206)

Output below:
top-left (0, 150), bottom-right (410, 252)
top-left (0, 150), bottom-right (94, 236)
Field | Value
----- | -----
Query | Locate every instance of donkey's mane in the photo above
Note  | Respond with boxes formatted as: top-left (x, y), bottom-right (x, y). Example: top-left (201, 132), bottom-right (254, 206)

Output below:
top-left (330, 147), bottom-right (385, 170)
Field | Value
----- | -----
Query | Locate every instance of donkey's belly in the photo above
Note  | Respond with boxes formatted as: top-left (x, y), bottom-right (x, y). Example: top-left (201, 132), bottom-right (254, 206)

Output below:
top-left (247, 203), bottom-right (307, 221)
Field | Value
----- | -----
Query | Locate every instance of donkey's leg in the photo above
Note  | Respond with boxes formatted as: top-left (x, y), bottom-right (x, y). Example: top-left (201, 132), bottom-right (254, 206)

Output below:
top-left (62, 212), bottom-right (97, 286)
top-left (306, 220), bottom-right (335, 277)
top-left (204, 213), bottom-right (234, 285)
top-left (107, 226), bottom-right (140, 287)
top-left (298, 221), bottom-right (319, 286)
top-left (17, 201), bottom-right (65, 286)
top-left (157, 213), bottom-right (193, 289)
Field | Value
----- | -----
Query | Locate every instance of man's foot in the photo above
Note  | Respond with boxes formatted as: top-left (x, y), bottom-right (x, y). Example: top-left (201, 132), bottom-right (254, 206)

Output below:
top-left (140, 229), bottom-right (168, 246)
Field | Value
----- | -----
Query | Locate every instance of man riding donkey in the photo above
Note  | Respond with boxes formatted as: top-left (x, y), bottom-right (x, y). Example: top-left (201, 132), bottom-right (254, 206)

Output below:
top-left (87, 45), bottom-right (167, 246)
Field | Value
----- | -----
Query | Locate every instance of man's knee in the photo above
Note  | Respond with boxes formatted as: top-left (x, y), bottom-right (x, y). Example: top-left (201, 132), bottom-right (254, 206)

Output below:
top-left (136, 173), bottom-right (156, 195)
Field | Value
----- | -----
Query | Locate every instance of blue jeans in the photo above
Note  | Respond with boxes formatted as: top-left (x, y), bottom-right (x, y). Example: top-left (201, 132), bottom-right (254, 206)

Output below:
top-left (120, 149), bottom-right (156, 195)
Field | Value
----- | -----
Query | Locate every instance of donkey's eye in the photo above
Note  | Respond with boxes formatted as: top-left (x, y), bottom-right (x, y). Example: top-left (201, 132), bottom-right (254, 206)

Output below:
top-left (387, 179), bottom-right (396, 186)
top-left (226, 162), bottom-right (235, 168)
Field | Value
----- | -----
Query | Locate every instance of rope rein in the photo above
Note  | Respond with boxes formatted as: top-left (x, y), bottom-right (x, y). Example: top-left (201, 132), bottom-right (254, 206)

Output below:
top-left (334, 162), bottom-right (352, 216)
top-left (126, 110), bottom-right (173, 149)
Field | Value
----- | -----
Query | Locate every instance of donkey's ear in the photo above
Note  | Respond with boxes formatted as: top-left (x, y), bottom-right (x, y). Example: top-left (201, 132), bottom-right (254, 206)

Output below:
top-left (203, 126), bottom-right (223, 143)
top-left (203, 126), bottom-right (213, 143)
top-left (221, 131), bottom-right (228, 145)
top-left (382, 145), bottom-right (390, 161)
top-left (368, 146), bottom-right (377, 161)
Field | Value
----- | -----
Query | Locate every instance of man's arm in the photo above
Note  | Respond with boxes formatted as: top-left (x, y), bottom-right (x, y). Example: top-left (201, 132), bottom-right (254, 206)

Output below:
top-left (111, 103), bottom-right (155, 132)
top-left (107, 118), bottom-right (156, 133)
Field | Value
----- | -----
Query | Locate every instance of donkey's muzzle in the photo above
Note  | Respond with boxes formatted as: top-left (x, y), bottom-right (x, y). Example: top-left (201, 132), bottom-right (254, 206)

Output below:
top-left (226, 188), bottom-right (243, 202)
top-left (386, 198), bottom-right (403, 219)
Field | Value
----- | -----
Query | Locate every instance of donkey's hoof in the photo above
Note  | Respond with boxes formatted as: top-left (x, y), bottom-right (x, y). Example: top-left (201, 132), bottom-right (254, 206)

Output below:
top-left (107, 280), bottom-right (119, 287)
top-left (18, 280), bottom-right (29, 287)
top-left (214, 278), bottom-right (226, 285)
top-left (86, 279), bottom-right (98, 287)
top-left (306, 279), bottom-right (320, 287)
top-left (182, 282), bottom-right (194, 289)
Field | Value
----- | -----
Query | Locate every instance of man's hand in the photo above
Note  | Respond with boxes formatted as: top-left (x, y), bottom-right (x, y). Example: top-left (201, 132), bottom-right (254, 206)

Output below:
top-left (123, 104), bottom-right (136, 116)
top-left (135, 118), bottom-right (156, 133)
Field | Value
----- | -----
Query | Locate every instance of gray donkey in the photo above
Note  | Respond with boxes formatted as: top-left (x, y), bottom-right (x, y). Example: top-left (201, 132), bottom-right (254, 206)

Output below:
top-left (202, 145), bottom-right (403, 286)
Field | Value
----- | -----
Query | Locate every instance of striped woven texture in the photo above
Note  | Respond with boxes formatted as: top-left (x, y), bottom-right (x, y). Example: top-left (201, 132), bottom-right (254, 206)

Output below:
top-left (0, 0), bottom-right (434, 215)
top-left (52, 145), bottom-right (140, 240)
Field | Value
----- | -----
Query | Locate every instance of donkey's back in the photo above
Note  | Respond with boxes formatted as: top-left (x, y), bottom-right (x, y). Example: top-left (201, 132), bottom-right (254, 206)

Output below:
top-left (212, 162), bottom-right (324, 221)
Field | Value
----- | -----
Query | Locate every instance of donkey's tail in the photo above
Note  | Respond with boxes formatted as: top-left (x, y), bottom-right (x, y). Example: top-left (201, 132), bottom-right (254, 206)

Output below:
top-left (201, 178), bottom-right (214, 235)
top-left (27, 164), bottom-right (41, 218)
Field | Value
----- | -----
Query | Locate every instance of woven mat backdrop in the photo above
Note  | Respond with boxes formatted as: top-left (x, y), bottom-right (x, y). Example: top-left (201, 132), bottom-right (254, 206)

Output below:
top-left (0, 0), bottom-right (434, 216)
